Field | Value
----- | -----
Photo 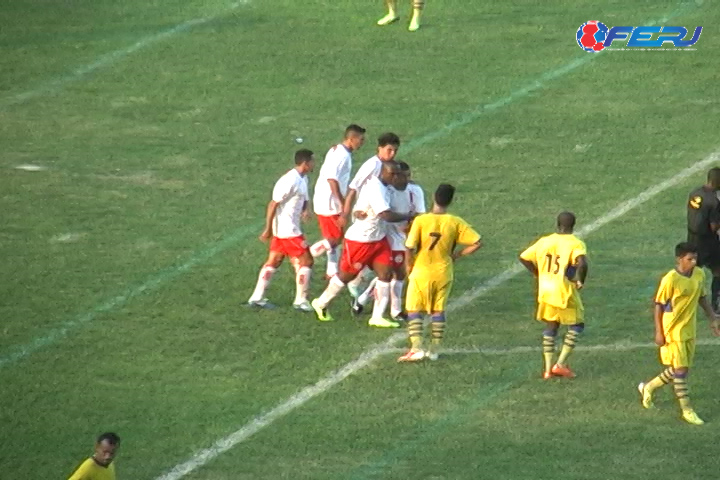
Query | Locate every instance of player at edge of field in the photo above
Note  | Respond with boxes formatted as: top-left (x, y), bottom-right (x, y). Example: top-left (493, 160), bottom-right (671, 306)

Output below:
top-left (638, 242), bottom-right (720, 425)
top-left (686, 167), bottom-right (720, 312)
top-left (518, 212), bottom-right (588, 379)
top-left (68, 432), bottom-right (120, 480)
top-left (353, 161), bottom-right (426, 322)
top-left (309, 124), bottom-right (367, 278)
top-left (247, 149), bottom-right (315, 311)
top-left (377, 0), bottom-right (425, 32)
top-left (398, 183), bottom-right (482, 362)
top-left (342, 132), bottom-right (402, 298)
top-left (312, 161), bottom-right (414, 328)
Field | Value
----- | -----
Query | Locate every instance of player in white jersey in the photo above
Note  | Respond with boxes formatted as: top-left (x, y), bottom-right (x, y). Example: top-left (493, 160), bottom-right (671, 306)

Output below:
top-left (248, 150), bottom-right (315, 311)
top-left (341, 132), bottom-right (401, 297)
top-left (311, 161), bottom-right (414, 328)
top-left (309, 124), bottom-right (366, 278)
top-left (353, 162), bottom-right (426, 320)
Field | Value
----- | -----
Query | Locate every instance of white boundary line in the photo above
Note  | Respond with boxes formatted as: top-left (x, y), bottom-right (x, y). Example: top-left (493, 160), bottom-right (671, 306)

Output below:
top-left (154, 149), bottom-right (720, 480)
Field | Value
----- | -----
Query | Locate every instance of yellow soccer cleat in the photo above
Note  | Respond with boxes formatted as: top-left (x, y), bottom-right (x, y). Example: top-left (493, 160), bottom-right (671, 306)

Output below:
top-left (368, 317), bottom-right (400, 328)
top-left (681, 409), bottom-right (705, 425)
top-left (637, 382), bottom-right (654, 409)
top-left (311, 298), bottom-right (334, 322)
top-left (377, 13), bottom-right (399, 26)
top-left (408, 16), bottom-right (420, 31)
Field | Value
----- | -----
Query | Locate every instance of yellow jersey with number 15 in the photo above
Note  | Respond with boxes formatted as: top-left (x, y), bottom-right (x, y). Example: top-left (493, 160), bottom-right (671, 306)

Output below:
top-left (520, 233), bottom-right (587, 309)
top-left (405, 213), bottom-right (481, 282)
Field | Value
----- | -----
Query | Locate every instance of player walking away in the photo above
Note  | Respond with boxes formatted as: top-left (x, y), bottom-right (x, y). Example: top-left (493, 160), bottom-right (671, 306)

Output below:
top-left (68, 432), bottom-right (120, 480)
top-left (342, 132), bottom-right (401, 298)
top-left (638, 242), bottom-right (720, 425)
top-left (353, 161), bottom-right (426, 322)
top-left (686, 167), bottom-right (720, 312)
top-left (519, 212), bottom-right (588, 379)
top-left (248, 150), bottom-right (315, 311)
top-left (398, 184), bottom-right (482, 362)
top-left (310, 124), bottom-right (366, 278)
top-left (377, 0), bottom-right (424, 31)
top-left (311, 161), bottom-right (414, 328)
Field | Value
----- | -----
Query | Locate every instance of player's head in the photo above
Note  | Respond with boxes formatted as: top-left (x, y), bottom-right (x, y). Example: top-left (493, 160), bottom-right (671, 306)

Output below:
top-left (343, 124), bottom-right (366, 151)
top-left (556, 211), bottom-right (576, 233)
top-left (392, 161), bottom-right (410, 191)
top-left (675, 242), bottom-right (698, 271)
top-left (434, 183), bottom-right (455, 208)
top-left (377, 132), bottom-right (400, 162)
top-left (294, 149), bottom-right (315, 174)
top-left (379, 160), bottom-right (400, 186)
top-left (94, 432), bottom-right (120, 467)
top-left (707, 168), bottom-right (720, 190)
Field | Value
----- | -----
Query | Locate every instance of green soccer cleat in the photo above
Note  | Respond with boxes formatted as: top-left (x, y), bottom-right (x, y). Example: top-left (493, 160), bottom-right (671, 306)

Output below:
top-left (637, 382), bottom-right (654, 409)
top-left (681, 408), bottom-right (705, 425)
top-left (377, 13), bottom-right (399, 26)
top-left (311, 298), bottom-right (334, 322)
top-left (368, 317), bottom-right (400, 328)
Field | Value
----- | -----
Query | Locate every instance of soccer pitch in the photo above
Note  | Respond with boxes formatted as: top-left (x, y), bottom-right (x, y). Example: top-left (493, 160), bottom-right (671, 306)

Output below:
top-left (1, 0), bottom-right (719, 478)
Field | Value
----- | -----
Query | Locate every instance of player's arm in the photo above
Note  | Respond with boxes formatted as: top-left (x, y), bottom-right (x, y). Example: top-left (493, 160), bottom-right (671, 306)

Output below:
top-left (327, 179), bottom-right (344, 211)
top-left (698, 295), bottom-right (720, 335)
top-left (653, 302), bottom-right (666, 346)
top-left (519, 257), bottom-right (538, 276)
top-left (261, 200), bottom-right (279, 241)
top-left (653, 276), bottom-right (672, 346)
top-left (574, 255), bottom-right (588, 289)
top-left (518, 241), bottom-right (539, 276)
top-left (301, 200), bottom-right (310, 222)
top-left (405, 220), bottom-right (420, 275)
top-left (452, 239), bottom-right (482, 261)
top-left (377, 210), bottom-right (414, 223)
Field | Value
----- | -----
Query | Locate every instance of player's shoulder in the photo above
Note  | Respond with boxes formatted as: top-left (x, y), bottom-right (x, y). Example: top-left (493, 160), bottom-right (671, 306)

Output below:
top-left (407, 183), bottom-right (424, 194)
top-left (326, 143), bottom-right (350, 160)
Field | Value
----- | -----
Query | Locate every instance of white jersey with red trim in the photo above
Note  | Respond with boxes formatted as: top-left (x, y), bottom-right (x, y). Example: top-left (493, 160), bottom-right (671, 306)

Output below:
top-left (345, 176), bottom-right (391, 243)
top-left (313, 144), bottom-right (352, 216)
top-left (271, 168), bottom-right (308, 238)
top-left (348, 155), bottom-right (382, 197)
top-left (387, 183), bottom-right (427, 250)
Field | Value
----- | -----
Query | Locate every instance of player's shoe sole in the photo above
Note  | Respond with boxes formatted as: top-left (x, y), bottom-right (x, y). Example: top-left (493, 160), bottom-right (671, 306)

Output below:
top-left (311, 298), bottom-right (334, 322)
top-left (681, 408), bottom-right (705, 425)
top-left (637, 382), bottom-right (654, 409)
top-left (368, 317), bottom-right (400, 328)
top-left (551, 364), bottom-right (576, 378)
top-left (398, 350), bottom-right (426, 362)
top-left (247, 298), bottom-right (275, 309)
top-left (377, 14), bottom-right (399, 26)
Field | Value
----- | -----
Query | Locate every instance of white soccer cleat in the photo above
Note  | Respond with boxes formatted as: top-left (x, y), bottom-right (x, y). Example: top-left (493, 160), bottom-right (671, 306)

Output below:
top-left (247, 298), bottom-right (275, 309)
top-left (293, 301), bottom-right (312, 312)
top-left (426, 352), bottom-right (439, 361)
top-left (398, 349), bottom-right (426, 362)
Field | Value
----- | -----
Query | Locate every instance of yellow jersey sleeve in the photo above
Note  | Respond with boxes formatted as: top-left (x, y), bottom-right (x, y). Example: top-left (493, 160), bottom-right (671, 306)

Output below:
top-left (455, 217), bottom-right (481, 245)
top-left (405, 214), bottom-right (422, 250)
top-left (570, 238), bottom-right (587, 263)
top-left (68, 459), bottom-right (93, 480)
top-left (654, 272), bottom-right (674, 306)
top-left (519, 239), bottom-right (539, 262)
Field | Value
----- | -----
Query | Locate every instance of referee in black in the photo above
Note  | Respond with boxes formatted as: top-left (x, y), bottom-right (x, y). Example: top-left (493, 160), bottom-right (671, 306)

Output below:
top-left (687, 167), bottom-right (720, 311)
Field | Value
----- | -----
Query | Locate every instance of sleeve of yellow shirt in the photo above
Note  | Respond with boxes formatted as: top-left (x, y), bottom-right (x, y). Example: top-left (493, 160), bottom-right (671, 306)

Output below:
top-left (455, 217), bottom-right (481, 245)
top-left (405, 216), bottom-right (422, 250)
top-left (570, 238), bottom-right (588, 263)
top-left (68, 459), bottom-right (92, 480)
top-left (519, 239), bottom-right (538, 262)
top-left (654, 273), bottom-right (674, 306)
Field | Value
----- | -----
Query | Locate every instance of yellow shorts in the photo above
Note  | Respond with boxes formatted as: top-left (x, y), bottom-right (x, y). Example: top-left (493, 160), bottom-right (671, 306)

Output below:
top-left (405, 275), bottom-right (453, 313)
top-left (660, 339), bottom-right (695, 368)
top-left (535, 295), bottom-right (584, 325)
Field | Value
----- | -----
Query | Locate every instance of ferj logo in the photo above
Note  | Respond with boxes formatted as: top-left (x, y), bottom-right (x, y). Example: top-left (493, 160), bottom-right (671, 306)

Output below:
top-left (576, 20), bottom-right (702, 51)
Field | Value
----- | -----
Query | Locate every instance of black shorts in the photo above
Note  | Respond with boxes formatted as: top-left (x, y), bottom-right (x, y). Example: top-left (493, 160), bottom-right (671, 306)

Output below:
top-left (688, 234), bottom-right (720, 268)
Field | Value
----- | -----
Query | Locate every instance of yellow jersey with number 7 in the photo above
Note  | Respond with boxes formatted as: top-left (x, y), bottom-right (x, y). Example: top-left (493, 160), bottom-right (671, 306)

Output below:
top-left (520, 233), bottom-right (587, 308)
top-left (405, 213), bottom-right (481, 282)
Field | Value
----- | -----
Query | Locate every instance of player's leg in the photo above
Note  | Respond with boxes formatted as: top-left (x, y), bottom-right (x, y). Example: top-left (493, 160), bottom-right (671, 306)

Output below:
top-left (248, 249), bottom-right (284, 307)
top-left (348, 267), bottom-right (371, 299)
top-left (291, 249), bottom-right (314, 311)
top-left (408, 0), bottom-right (424, 31)
top-left (425, 279), bottom-right (451, 360)
top-left (389, 252), bottom-right (407, 321)
top-left (552, 323), bottom-right (583, 378)
top-left (638, 343), bottom-right (675, 409)
top-left (368, 261), bottom-right (398, 328)
top-left (711, 266), bottom-right (720, 312)
top-left (670, 340), bottom-right (703, 424)
top-left (356, 276), bottom-right (377, 307)
top-left (310, 215), bottom-right (343, 278)
top-left (312, 239), bottom-right (363, 321)
top-left (539, 316), bottom-right (559, 379)
top-left (398, 276), bottom-right (427, 362)
top-left (377, 0), bottom-right (400, 26)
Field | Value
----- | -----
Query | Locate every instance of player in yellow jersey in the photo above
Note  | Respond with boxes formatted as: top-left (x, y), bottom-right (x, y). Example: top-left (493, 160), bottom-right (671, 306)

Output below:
top-left (519, 212), bottom-right (588, 379)
top-left (398, 184), bottom-right (482, 362)
top-left (377, 0), bottom-right (425, 31)
top-left (638, 242), bottom-right (720, 425)
top-left (68, 432), bottom-right (120, 480)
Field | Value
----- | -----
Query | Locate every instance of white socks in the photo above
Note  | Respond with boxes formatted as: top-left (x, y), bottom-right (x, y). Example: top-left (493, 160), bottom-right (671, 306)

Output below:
top-left (294, 266), bottom-right (312, 304)
top-left (316, 275), bottom-right (345, 308)
top-left (371, 280), bottom-right (390, 319)
top-left (249, 265), bottom-right (276, 302)
top-left (390, 278), bottom-right (404, 318)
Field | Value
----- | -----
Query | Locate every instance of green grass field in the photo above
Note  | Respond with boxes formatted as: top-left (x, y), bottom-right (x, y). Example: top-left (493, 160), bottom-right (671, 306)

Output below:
top-left (2, 0), bottom-right (720, 478)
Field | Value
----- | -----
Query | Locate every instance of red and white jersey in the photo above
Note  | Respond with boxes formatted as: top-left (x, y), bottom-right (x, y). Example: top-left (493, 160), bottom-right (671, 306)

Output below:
top-left (313, 144), bottom-right (352, 216)
top-left (387, 183), bottom-right (427, 250)
top-left (271, 168), bottom-right (309, 238)
top-left (345, 176), bottom-right (391, 243)
top-left (348, 155), bottom-right (382, 197)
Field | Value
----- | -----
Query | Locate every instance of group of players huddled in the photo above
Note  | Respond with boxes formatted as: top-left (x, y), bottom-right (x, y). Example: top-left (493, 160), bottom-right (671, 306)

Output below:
top-left (246, 124), bottom-right (482, 361)
top-left (246, 124), bottom-right (720, 425)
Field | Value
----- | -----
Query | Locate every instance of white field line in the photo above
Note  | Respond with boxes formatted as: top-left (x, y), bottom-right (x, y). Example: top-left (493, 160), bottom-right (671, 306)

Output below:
top-left (1, 1), bottom-right (249, 107)
top-left (153, 148), bottom-right (720, 480)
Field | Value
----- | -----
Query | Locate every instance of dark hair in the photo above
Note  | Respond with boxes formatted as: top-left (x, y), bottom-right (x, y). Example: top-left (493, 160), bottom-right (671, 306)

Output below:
top-left (675, 242), bottom-right (698, 258)
top-left (707, 167), bottom-right (720, 185)
top-left (97, 432), bottom-right (120, 445)
top-left (294, 149), bottom-right (314, 165)
top-left (557, 211), bottom-right (576, 229)
top-left (377, 132), bottom-right (400, 147)
top-left (434, 184), bottom-right (455, 207)
top-left (397, 161), bottom-right (410, 172)
top-left (344, 124), bottom-right (366, 137)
